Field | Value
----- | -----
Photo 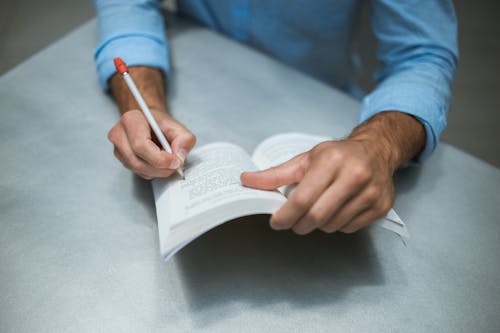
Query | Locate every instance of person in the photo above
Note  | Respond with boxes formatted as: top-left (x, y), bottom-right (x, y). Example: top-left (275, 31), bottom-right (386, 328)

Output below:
top-left (93, 1), bottom-right (457, 235)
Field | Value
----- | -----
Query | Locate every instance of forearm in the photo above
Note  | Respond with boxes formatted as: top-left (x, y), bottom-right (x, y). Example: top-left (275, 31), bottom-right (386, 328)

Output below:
top-left (106, 65), bottom-right (196, 179)
top-left (93, 0), bottom-right (168, 90)
top-left (109, 66), bottom-right (167, 115)
top-left (349, 111), bottom-right (426, 174)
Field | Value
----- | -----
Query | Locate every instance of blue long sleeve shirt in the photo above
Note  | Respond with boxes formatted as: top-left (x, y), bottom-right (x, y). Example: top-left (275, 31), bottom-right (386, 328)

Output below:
top-left (94, 0), bottom-right (458, 160)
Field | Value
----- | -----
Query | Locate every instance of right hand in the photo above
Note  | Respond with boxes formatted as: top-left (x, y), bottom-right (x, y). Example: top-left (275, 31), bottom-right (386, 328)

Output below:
top-left (107, 108), bottom-right (196, 179)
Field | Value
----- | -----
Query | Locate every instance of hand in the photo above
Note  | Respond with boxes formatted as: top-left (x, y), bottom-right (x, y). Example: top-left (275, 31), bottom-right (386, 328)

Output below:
top-left (107, 66), bottom-right (196, 179)
top-left (108, 108), bottom-right (196, 179)
top-left (241, 111), bottom-right (425, 234)
top-left (241, 139), bottom-right (395, 234)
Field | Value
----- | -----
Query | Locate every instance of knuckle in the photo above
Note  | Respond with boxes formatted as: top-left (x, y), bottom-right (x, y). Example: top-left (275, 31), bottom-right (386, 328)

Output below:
top-left (159, 119), bottom-right (173, 132)
top-left (163, 126), bottom-right (176, 139)
top-left (129, 159), bottom-right (143, 172)
top-left (324, 149), bottom-right (345, 165)
top-left (121, 110), bottom-right (137, 124)
top-left (321, 218), bottom-right (340, 233)
top-left (292, 193), bottom-right (310, 210)
top-left (351, 162), bottom-right (372, 183)
top-left (130, 138), bottom-right (145, 153)
top-left (121, 112), bottom-right (132, 125)
top-left (300, 153), bottom-right (311, 171)
top-left (308, 210), bottom-right (325, 227)
top-left (151, 154), bottom-right (168, 169)
top-left (309, 144), bottom-right (323, 158)
top-left (378, 198), bottom-right (393, 216)
top-left (187, 132), bottom-right (197, 146)
top-left (107, 127), bottom-right (118, 143)
top-left (150, 159), bottom-right (162, 169)
top-left (292, 155), bottom-right (309, 181)
top-left (364, 185), bottom-right (381, 204)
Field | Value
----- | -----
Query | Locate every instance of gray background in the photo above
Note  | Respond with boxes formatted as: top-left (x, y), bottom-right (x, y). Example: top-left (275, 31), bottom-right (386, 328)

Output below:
top-left (0, 0), bottom-right (499, 167)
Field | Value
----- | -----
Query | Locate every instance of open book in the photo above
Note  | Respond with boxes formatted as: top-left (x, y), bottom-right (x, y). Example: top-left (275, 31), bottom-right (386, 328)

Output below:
top-left (152, 133), bottom-right (409, 260)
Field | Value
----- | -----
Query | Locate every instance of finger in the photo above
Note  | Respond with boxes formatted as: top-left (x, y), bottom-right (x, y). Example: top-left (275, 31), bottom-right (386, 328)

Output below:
top-left (291, 173), bottom-right (367, 235)
top-left (112, 135), bottom-right (150, 175)
top-left (340, 195), bottom-right (393, 234)
top-left (320, 185), bottom-right (382, 233)
top-left (116, 143), bottom-right (175, 179)
top-left (339, 209), bottom-right (376, 234)
top-left (109, 124), bottom-right (141, 170)
top-left (270, 156), bottom-right (338, 231)
top-left (113, 147), bottom-right (126, 166)
top-left (121, 111), bottom-right (179, 170)
top-left (241, 153), bottom-right (308, 190)
top-left (159, 118), bottom-right (197, 162)
top-left (136, 140), bottom-right (180, 170)
top-left (169, 130), bottom-right (197, 163)
top-left (111, 125), bottom-right (175, 179)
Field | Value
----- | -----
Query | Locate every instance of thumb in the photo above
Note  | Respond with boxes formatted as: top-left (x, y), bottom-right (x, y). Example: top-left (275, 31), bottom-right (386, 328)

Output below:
top-left (241, 153), bottom-right (307, 190)
top-left (156, 112), bottom-right (197, 164)
top-left (169, 130), bottom-right (197, 163)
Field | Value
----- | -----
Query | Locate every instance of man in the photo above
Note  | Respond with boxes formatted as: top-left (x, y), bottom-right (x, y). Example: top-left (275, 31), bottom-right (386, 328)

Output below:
top-left (94, 1), bottom-right (457, 235)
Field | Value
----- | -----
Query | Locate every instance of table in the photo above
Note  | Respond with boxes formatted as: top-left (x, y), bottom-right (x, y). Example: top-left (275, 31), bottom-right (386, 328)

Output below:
top-left (1, 18), bottom-right (499, 332)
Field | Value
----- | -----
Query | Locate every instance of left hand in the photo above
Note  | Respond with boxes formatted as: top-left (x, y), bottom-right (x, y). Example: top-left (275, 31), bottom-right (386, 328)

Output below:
top-left (240, 111), bottom-right (425, 235)
top-left (241, 139), bottom-right (395, 234)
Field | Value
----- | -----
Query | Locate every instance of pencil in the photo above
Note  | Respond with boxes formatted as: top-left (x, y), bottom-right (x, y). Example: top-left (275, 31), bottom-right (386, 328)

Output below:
top-left (113, 57), bottom-right (184, 179)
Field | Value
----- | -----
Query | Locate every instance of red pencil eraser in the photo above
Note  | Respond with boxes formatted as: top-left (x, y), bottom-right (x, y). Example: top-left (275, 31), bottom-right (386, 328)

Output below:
top-left (114, 57), bottom-right (128, 74)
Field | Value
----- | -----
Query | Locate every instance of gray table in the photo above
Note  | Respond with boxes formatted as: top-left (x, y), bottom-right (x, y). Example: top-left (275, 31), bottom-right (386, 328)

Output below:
top-left (1, 18), bottom-right (499, 332)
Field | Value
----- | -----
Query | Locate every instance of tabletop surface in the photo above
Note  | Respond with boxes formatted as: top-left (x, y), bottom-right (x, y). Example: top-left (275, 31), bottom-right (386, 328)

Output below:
top-left (1, 18), bottom-right (500, 333)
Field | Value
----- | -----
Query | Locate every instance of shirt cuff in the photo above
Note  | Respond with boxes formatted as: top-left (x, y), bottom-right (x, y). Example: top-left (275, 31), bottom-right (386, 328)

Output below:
top-left (94, 33), bottom-right (169, 91)
top-left (359, 78), bottom-right (447, 162)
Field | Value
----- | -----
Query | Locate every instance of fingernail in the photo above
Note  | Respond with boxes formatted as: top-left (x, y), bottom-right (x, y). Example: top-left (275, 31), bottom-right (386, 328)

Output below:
top-left (176, 149), bottom-right (187, 162)
top-left (169, 158), bottom-right (181, 169)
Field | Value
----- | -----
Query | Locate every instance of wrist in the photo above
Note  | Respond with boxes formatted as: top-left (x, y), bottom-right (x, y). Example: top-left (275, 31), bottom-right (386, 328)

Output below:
top-left (349, 124), bottom-right (400, 175)
top-left (109, 66), bottom-right (166, 115)
top-left (348, 111), bottom-right (426, 173)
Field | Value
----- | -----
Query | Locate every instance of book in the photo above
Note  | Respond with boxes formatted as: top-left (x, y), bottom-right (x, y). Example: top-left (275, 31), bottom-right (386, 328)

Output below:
top-left (152, 132), bottom-right (409, 260)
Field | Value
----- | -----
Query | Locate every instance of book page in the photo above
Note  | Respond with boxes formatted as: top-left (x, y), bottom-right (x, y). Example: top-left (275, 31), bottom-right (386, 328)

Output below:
top-left (155, 142), bottom-right (285, 226)
top-left (152, 142), bottom-right (286, 259)
top-left (251, 132), bottom-right (410, 241)
top-left (251, 132), bottom-right (330, 170)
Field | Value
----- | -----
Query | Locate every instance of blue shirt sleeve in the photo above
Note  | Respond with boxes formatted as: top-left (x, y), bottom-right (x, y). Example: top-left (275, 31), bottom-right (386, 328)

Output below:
top-left (360, 0), bottom-right (458, 161)
top-left (93, 0), bottom-right (169, 90)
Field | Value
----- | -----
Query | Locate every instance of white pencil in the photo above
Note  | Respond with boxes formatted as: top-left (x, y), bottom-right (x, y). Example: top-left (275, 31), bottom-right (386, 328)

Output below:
top-left (114, 57), bottom-right (184, 179)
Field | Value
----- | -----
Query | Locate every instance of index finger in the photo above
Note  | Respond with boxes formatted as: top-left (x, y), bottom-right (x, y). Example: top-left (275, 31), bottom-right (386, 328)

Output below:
top-left (121, 111), bottom-right (179, 169)
top-left (135, 139), bottom-right (179, 169)
top-left (270, 157), bottom-right (337, 230)
top-left (241, 153), bottom-right (307, 190)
